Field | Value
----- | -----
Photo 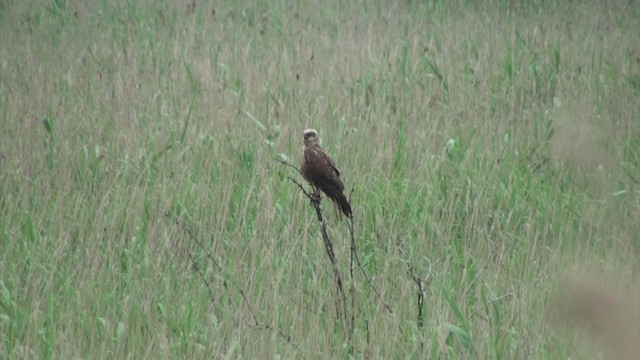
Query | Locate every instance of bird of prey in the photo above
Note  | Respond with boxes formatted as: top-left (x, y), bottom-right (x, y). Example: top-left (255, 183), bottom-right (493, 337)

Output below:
top-left (300, 128), bottom-right (352, 218)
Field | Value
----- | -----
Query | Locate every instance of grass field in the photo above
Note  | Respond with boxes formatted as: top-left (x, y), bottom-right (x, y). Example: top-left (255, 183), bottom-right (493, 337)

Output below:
top-left (1, 0), bottom-right (639, 358)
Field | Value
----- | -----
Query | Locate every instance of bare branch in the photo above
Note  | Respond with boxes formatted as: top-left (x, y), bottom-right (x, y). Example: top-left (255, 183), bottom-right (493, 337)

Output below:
top-left (278, 156), bottom-right (350, 335)
top-left (189, 253), bottom-right (217, 304)
top-left (349, 212), bottom-right (356, 345)
top-left (287, 176), bottom-right (315, 199)
top-left (350, 216), bottom-right (394, 314)
top-left (470, 290), bottom-right (516, 319)
top-left (311, 194), bottom-right (348, 324)
top-left (463, 248), bottom-right (496, 297)
top-left (168, 214), bottom-right (299, 348)
top-left (250, 323), bottom-right (301, 351)
top-left (274, 156), bottom-right (303, 176)
top-left (408, 266), bottom-right (432, 328)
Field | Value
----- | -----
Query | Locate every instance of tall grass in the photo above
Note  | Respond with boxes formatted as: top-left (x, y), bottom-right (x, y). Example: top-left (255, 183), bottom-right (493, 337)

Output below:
top-left (1, 0), bottom-right (639, 358)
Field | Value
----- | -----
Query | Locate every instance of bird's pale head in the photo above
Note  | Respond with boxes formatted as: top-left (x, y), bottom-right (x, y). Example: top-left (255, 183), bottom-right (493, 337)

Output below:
top-left (303, 128), bottom-right (319, 145)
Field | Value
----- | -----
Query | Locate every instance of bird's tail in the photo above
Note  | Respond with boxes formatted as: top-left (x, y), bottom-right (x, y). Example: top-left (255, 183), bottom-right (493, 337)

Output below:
top-left (335, 193), bottom-right (352, 218)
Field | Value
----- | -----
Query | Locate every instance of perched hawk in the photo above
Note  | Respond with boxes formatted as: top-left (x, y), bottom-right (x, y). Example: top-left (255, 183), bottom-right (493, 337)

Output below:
top-left (301, 129), bottom-right (352, 219)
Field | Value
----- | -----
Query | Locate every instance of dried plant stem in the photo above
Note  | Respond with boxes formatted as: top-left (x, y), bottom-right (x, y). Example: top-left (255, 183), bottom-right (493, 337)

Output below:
top-left (168, 214), bottom-right (299, 349)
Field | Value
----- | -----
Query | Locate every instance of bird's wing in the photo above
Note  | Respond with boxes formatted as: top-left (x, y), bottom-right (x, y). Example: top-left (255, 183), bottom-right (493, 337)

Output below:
top-left (318, 147), bottom-right (341, 177)
top-left (302, 146), bottom-right (351, 217)
top-left (303, 147), bottom-right (344, 191)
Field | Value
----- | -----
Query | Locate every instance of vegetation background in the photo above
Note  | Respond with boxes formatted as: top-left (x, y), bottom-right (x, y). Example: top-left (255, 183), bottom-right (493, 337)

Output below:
top-left (1, 0), bottom-right (638, 358)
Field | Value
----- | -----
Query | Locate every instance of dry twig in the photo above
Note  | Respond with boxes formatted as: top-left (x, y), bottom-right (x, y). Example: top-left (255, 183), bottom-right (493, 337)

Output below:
top-left (168, 214), bottom-right (299, 349)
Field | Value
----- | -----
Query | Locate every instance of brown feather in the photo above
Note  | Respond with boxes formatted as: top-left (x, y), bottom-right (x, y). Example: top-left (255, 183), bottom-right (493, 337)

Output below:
top-left (301, 137), bottom-right (352, 218)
